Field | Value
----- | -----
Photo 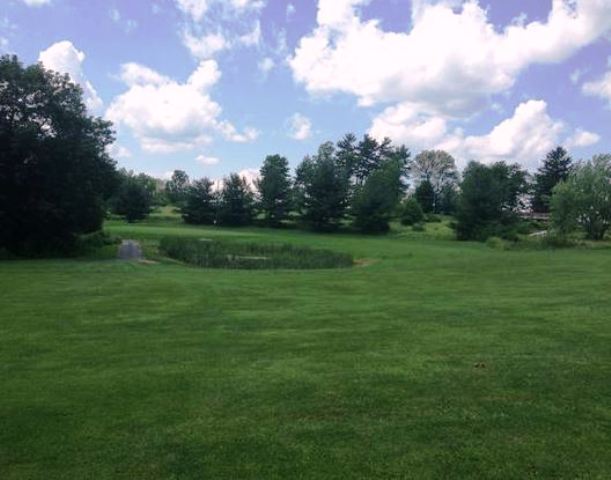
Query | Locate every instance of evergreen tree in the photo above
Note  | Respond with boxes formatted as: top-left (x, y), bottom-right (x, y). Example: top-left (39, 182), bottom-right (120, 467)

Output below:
top-left (181, 178), bottom-right (217, 225)
top-left (295, 142), bottom-right (350, 231)
top-left (352, 160), bottom-right (403, 233)
top-left (165, 170), bottom-right (190, 206)
top-left (114, 175), bottom-right (153, 223)
top-left (400, 198), bottom-right (425, 226)
top-left (255, 155), bottom-right (292, 227)
top-left (532, 146), bottom-right (573, 213)
top-left (216, 174), bottom-right (254, 226)
top-left (415, 180), bottom-right (435, 213)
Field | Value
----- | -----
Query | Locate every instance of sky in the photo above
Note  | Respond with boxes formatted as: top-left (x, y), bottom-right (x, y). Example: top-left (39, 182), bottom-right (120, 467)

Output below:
top-left (1, 0), bottom-right (611, 182)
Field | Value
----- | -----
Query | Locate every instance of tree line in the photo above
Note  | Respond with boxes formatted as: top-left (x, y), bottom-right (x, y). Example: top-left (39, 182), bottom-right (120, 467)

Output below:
top-left (115, 140), bottom-right (610, 243)
top-left (1, 55), bottom-right (609, 256)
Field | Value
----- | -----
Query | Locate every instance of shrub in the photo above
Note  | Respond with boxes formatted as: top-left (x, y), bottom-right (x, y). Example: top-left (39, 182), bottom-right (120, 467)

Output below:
top-left (426, 213), bottom-right (442, 223)
top-left (159, 237), bottom-right (354, 270)
top-left (486, 236), bottom-right (508, 250)
top-left (400, 198), bottom-right (425, 226)
top-left (412, 223), bottom-right (426, 232)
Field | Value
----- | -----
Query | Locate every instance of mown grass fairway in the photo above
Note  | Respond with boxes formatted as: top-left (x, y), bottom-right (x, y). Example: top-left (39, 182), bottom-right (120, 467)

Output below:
top-left (1, 218), bottom-right (610, 479)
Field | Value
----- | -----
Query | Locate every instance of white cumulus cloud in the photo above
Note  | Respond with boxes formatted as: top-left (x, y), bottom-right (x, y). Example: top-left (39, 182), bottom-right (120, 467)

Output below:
top-left (38, 41), bottom-right (103, 111)
top-left (372, 99), bottom-right (596, 170)
top-left (582, 70), bottom-right (611, 104)
top-left (288, 113), bottom-right (312, 140)
top-left (106, 60), bottom-right (258, 153)
top-left (196, 154), bottom-right (220, 165)
top-left (290, 0), bottom-right (611, 117)
top-left (22, 0), bottom-right (51, 6)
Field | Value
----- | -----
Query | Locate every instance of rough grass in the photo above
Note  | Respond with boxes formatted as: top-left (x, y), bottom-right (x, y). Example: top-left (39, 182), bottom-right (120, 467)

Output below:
top-left (1, 216), bottom-right (610, 479)
top-left (159, 236), bottom-right (354, 270)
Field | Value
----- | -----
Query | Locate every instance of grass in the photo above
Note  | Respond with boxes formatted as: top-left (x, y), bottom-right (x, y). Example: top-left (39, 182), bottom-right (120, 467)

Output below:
top-left (1, 214), bottom-right (610, 479)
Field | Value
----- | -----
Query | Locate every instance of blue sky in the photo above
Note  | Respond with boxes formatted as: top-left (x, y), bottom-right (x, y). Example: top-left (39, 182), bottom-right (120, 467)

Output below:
top-left (2, 0), bottom-right (610, 181)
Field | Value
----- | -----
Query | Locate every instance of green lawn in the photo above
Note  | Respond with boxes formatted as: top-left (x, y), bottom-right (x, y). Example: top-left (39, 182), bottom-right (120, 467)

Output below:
top-left (1, 219), bottom-right (610, 479)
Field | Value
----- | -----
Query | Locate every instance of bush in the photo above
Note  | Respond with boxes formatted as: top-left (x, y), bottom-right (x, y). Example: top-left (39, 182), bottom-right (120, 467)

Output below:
top-left (412, 223), bottom-right (426, 232)
top-left (159, 237), bottom-right (354, 270)
top-left (486, 236), bottom-right (508, 250)
top-left (400, 198), bottom-right (425, 226)
top-left (75, 231), bottom-right (120, 254)
top-left (425, 213), bottom-right (442, 223)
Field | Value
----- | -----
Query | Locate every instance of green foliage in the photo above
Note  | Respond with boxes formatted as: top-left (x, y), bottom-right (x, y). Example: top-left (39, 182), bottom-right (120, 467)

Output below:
top-left (551, 155), bottom-right (611, 240)
top-left (456, 161), bottom-right (529, 241)
top-left (0, 55), bottom-right (117, 256)
top-left (165, 170), bottom-right (190, 206)
top-left (74, 230), bottom-right (120, 254)
top-left (255, 155), bottom-right (292, 227)
top-left (159, 236), bottom-right (353, 270)
top-left (400, 198), bottom-right (425, 226)
top-left (113, 173), bottom-right (153, 223)
top-left (437, 184), bottom-right (459, 215)
top-left (425, 213), bottom-right (442, 223)
top-left (485, 236), bottom-right (509, 250)
top-left (415, 180), bottom-right (435, 213)
top-left (216, 173), bottom-right (255, 226)
top-left (532, 146), bottom-right (573, 213)
top-left (336, 133), bottom-right (411, 186)
top-left (352, 160), bottom-right (403, 233)
top-left (295, 143), bottom-right (350, 231)
top-left (181, 178), bottom-right (217, 225)
top-left (411, 150), bottom-right (459, 213)
top-left (412, 222), bottom-right (426, 232)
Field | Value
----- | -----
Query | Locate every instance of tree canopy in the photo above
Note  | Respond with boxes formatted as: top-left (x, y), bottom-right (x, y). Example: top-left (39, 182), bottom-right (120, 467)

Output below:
top-left (0, 55), bottom-right (117, 255)
top-left (532, 147), bottom-right (573, 213)
top-left (256, 155), bottom-right (292, 227)
top-left (455, 161), bottom-right (529, 241)
top-left (551, 155), bottom-right (611, 240)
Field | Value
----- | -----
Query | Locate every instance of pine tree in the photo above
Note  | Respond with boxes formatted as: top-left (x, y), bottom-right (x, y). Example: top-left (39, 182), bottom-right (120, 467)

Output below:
top-left (181, 178), bottom-right (216, 225)
top-left (255, 155), bottom-right (292, 227)
top-left (532, 147), bottom-right (573, 213)
top-left (216, 174), bottom-right (254, 226)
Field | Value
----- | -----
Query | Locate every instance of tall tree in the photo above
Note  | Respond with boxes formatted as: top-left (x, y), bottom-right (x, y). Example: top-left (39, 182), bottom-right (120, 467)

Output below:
top-left (551, 155), bottom-right (611, 240)
top-left (456, 161), bottom-right (529, 241)
top-left (113, 174), bottom-right (153, 223)
top-left (295, 142), bottom-right (350, 231)
top-left (216, 173), bottom-right (254, 226)
top-left (411, 150), bottom-right (458, 212)
top-left (352, 160), bottom-right (404, 233)
top-left (415, 180), bottom-right (435, 213)
top-left (0, 55), bottom-right (117, 255)
top-left (165, 170), bottom-right (190, 206)
top-left (255, 154), bottom-right (292, 227)
top-left (181, 178), bottom-right (217, 225)
top-left (532, 146), bottom-right (573, 213)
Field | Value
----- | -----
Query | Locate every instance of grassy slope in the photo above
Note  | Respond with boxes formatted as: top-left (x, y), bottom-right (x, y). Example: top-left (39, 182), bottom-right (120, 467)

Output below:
top-left (1, 217), bottom-right (610, 479)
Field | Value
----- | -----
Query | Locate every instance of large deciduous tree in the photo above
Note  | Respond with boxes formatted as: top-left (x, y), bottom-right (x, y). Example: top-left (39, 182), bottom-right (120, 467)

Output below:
top-left (411, 150), bottom-right (458, 213)
top-left (551, 155), bottom-right (611, 240)
top-left (255, 154), bottom-right (292, 227)
top-left (456, 161), bottom-right (529, 241)
top-left (532, 146), bottom-right (573, 213)
top-left (0, 55), bottom-right (117, 255)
